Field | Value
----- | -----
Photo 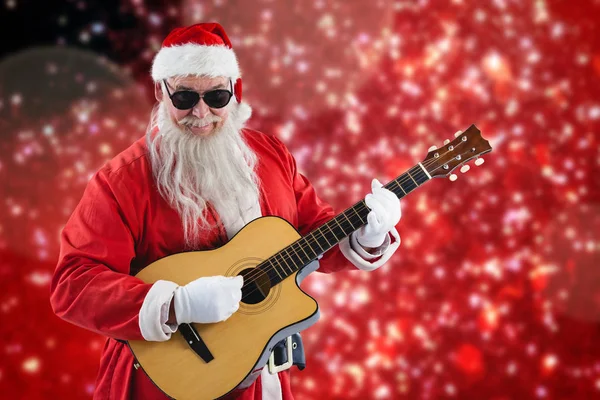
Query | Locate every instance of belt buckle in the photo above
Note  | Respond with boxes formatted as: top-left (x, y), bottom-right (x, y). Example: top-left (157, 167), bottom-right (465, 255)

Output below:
top-left (268, 336), bottom-right (293, 375)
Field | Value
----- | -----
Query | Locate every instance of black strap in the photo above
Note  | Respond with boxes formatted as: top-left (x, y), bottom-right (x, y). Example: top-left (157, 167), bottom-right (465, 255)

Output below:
top-left (272, 333), bottom-right (305, 371)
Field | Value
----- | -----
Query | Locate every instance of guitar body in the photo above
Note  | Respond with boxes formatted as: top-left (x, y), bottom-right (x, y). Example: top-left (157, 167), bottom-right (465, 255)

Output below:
top-left (128, 216), bottom-right (321, 400)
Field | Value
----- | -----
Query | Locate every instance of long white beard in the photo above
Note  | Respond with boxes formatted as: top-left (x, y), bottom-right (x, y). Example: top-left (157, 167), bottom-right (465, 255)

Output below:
top-left (146, 101), bottom-right (260, 249)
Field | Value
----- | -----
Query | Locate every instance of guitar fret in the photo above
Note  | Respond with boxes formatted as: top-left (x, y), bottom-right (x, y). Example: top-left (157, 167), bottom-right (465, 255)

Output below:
top-left (332, 217), bottom-right (347, 236)
top-left (287, 245), bottom-right (303, 268)
top-left (323, 224), bottom-right (340, 247)
top-left (342, 212), bottom-right (356, 231)
top-left (351, 206), bottom-right (366, 225)
top-left (278, 251), bottom-right (289, 279)
top-left (395, 179), bottom-right (407, 195)
top-left (325, 221), bottom-right (344, 242)
top-left (280, 249), bottom-right (295, 274)
top-left (316, 226), bottom-right (333, 248)
top-left (269, 258), bottom-right (284, 280)
top-left (278, 251), bottom-right (294, 273)
top-left (265, 262), bottom-right (280, 283)
top-left (309, 232), bottom-right (324, 253)
top-left (399, 176), bottom-right (416, 194)
top-left (407, 170), bottom-right (418, 185)
top-left (296, 241), bottom-right (312, 261)
top-left (286, 246), bottom-right (304, 272)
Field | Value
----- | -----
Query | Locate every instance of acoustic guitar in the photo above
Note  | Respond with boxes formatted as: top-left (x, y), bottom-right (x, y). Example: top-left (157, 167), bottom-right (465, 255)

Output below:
top-left (128, 124), bottom-right (492, 399)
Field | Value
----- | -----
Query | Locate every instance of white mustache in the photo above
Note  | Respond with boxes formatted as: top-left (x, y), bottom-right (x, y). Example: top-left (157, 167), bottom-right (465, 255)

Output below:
top-left (178, 115), bottom-right (222, 128)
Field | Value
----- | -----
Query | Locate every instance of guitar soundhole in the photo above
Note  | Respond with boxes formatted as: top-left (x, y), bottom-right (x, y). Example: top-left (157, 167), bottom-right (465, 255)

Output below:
top-left (239, 267), bottom-right (271, 305)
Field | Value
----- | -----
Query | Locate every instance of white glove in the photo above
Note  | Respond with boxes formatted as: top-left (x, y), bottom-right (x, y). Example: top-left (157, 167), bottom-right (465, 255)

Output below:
top-left (354, 178), bottom-right (401, 248)
top-left (174, 275), bottom-right (243, 324)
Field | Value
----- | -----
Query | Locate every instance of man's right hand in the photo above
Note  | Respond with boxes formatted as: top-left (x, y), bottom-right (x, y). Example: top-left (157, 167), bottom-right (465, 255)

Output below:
top-left (173, 275), bottom-right (244, 324)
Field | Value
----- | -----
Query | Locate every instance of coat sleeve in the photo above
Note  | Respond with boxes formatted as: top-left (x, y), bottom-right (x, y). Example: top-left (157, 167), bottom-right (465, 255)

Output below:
top-left (270, 136), bottom-right (400, 274)
top-left (50, 169), bottom-right (155, 341)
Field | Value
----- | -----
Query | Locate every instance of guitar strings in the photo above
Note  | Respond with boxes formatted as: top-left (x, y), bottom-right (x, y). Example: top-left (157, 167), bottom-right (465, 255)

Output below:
top-left (239, 141), bottom-right (469, 298)
top-left (241, 141), bottom-right (465, 288)
top-left (238, 163), bottom-right (434, 292)
top-left (239, 140), bottom-right (471, 299)
top-left (238, 143), bottom-right (468, 301)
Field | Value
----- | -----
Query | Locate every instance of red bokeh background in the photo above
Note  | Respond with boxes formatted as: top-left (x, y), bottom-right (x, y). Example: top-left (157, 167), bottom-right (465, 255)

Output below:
top-left (1, 0), bottom-right (599, 398)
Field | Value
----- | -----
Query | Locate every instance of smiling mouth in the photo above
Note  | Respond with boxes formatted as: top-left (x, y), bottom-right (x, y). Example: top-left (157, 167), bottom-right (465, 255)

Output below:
top-left (190, 122), bottom-right (212, 129)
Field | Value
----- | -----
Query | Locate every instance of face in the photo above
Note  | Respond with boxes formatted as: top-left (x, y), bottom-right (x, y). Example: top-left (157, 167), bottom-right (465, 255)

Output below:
top-left (155, 75), bottom-right (231, 137)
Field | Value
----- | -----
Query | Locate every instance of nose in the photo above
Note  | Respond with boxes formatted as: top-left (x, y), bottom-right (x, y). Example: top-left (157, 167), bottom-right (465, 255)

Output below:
top-left (191, 98), bottom-right (210, 119)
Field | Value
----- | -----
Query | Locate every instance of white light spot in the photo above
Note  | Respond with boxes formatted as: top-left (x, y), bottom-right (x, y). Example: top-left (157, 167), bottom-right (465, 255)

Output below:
top-left (536, 385), bottom-right (548, 398)
top-left (22, 357), bottom-right (40, 374)
top-left (588, 106), bottom-right (600, 120)
top-left (11, 93), bottom-right (22, 105)
top-left (28, 271), bottom-right (52, 286)
top-left (543, 354), bottom-right (558, 370)
top-left (79, 31), bottom-right (91, 43)
top-left (445, 383), bottom-right (457, 396)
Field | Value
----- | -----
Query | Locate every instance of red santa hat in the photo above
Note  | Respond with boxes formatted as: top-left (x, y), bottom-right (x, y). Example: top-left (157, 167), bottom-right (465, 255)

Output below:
top-left (151, 23), bottom-right (244, 103)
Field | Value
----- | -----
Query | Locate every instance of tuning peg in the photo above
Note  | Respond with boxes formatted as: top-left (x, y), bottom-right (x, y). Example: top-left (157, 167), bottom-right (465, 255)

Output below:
top-left (460, 165), bottom-right (470, 173)
top-left (475, 158), bottom-right (485, 166)
top-left (443, 139), bottom-right (450, 145)
top-left (428, 145), bottom-right (437, 151)
top-left (454, 130), bottom-right (463, 138)
top-left (449, 174), bottom-right (458, 182)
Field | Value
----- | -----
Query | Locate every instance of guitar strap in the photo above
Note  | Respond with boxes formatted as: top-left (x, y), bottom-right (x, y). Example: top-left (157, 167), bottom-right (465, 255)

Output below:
top-left (272, 333), bottom-right (305, 370)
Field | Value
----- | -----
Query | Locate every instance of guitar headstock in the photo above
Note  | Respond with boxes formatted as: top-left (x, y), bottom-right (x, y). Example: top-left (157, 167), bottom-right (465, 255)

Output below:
top-left (422, 124), bottom-right (492, 180)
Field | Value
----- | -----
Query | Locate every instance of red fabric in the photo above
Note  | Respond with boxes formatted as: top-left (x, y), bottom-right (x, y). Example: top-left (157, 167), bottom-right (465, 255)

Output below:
top-left (162, 23), bottom-right (231, 49)
top-left (50, 128), bottom-right (356, 400)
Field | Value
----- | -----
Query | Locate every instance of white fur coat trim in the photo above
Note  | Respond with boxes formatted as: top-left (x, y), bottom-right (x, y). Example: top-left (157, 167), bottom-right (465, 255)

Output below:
top-left (339, 228), bottom-right (400, 272)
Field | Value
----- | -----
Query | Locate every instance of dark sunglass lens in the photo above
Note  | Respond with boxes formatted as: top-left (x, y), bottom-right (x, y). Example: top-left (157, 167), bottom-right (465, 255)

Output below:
top-left (172, 91), bottom-right (199, 110)
top-left (203, 90), bottom-right (232, 109)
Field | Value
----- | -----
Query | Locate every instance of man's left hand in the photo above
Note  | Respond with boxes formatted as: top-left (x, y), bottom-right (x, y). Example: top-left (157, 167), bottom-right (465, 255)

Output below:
top-left (354, 178), bottom-right (401, 249)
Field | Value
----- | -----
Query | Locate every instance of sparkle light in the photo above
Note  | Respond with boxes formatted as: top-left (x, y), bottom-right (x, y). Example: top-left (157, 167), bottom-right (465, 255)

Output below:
top-left (22, 357), bottom-right (40, 374)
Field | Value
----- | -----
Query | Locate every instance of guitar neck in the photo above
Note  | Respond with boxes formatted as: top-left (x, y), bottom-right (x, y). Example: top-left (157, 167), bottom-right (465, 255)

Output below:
top-left (262, 163), bottom-right (431, 285)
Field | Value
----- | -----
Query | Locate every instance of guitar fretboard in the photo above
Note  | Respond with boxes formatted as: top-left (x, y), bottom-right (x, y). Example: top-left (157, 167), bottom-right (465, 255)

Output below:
top-left (259, 164), bottom-right (430, 285)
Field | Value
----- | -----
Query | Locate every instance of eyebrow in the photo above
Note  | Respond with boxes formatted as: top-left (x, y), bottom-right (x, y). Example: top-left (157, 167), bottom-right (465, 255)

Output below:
top-left (176, 83), bottom-right (228, 91)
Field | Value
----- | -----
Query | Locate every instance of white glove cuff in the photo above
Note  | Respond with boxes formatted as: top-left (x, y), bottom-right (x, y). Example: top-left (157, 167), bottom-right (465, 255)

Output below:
top-left (340, 228), bottom-right (401, 272)
top-left (351, 231), bottom-right (391, 258)
top-left (139, 280), bottom-right (179, 342)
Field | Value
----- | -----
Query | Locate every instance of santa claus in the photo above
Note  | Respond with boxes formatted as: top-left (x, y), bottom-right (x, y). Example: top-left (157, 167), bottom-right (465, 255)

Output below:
top-left (50, 23), bottom-right (402, 400)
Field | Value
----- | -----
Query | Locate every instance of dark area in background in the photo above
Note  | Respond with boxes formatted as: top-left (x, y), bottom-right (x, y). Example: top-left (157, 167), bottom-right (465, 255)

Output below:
top-left (0, 0), bottom-right (176, 99)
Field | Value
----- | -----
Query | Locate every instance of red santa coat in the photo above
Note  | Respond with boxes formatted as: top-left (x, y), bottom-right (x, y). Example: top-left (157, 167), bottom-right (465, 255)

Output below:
top-left (50, 128), bottom-right (399, 399)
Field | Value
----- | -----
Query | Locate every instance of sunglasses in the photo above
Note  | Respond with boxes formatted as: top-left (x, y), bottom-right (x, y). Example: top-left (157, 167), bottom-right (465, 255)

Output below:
top-left (163, 80), bottom-right (234, 110)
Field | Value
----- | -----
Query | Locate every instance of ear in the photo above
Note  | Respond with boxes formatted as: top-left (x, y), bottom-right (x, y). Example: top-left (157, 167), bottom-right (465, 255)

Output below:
top-left (154, 81), bottom-right (164, 103)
